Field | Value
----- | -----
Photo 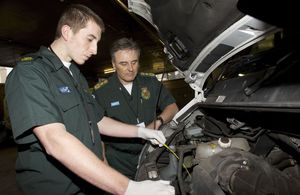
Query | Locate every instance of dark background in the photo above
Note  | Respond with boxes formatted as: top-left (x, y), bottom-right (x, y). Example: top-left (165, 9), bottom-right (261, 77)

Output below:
top-left (0, 0), bottom-right (195, 120)
top-left (0, 0), bottom-right (176, 83)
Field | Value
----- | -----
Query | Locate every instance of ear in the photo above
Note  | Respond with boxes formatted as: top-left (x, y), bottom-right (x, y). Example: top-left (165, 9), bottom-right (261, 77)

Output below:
top-left (61, 25), bottom-right (72, 41)
top-left (112, 60), bottom-right (116, 69)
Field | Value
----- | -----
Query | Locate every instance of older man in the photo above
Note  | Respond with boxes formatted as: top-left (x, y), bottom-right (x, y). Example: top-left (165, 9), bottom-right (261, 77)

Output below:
top-left (94, 37), bottom-right (179, 179)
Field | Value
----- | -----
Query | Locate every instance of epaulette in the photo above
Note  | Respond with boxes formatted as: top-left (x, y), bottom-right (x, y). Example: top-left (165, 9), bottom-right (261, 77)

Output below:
top-left (140, 72), bottom-right (155, 77)
top-left (94, 79), bottom-right (108, 90)
top-left (20, 56), bottom-right (34, 62)
top-left (19, 54), bottom-right (39, 64)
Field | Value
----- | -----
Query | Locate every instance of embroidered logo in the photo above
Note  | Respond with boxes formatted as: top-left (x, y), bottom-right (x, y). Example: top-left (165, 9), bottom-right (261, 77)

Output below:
top-left (141, 87), bottom-right (150, 100)
top-left (58, 86), bottom-right (71, 94)
top-left (111, 101), bottom-right (120, 107)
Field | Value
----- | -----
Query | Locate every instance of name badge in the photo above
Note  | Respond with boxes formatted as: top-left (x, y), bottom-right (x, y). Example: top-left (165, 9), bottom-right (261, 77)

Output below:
top-left (58, 86), bottom-right (71, 93)
top-left (110, 101), bottom-right (120, 107)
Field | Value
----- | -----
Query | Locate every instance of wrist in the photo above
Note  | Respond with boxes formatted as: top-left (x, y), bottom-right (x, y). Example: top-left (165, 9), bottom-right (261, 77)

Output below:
top-left (137, 127), bottom-right (148, 138)
top-left (156, 116), bottom-right (164, 125)
top-left (125, 180), bottom-right (137, 195)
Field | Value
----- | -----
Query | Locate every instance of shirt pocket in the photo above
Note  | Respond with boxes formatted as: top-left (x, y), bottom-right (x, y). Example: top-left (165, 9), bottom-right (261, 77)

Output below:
top-left (56, 91), bottom-right (80, 112)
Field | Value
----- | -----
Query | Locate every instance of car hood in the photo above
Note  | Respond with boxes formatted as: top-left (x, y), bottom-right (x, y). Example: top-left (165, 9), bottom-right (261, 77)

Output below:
top-left (128, 0), bottom-right (278, 95)
top-left (132, 2), bottom-right (300, 192)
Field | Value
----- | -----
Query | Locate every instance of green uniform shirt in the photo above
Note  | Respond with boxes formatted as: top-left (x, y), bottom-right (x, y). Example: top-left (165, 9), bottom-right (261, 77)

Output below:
top-left (5, 46), bottom-right (104, 195)
top-left (93, 73), bottom-right (176, 178)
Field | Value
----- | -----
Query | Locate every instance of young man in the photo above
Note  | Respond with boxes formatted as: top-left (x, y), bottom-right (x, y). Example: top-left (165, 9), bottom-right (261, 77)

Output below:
top-left (94, 38), bottom-right (179, 179)
top-left (5, 4), bottom-right (174, 195)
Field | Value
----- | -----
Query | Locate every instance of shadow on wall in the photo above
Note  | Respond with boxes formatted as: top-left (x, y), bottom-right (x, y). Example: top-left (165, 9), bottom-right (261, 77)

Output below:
top-left (163, 79), bottom-right (194, 109)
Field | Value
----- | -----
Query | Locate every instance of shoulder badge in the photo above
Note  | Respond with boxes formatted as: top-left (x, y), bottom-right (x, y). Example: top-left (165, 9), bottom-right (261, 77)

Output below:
top-left (140, 72), bottom-right (155, 77)
top-left (20, 56), bottom-right (33, 62)
top-left (94, 79), bottom-right (108, 90)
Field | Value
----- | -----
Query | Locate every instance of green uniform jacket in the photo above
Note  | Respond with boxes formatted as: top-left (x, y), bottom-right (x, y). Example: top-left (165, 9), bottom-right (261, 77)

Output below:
top-left (93, 73), bottom-right (176, 178)
top-left (5, 46), bottom-right (104, 195)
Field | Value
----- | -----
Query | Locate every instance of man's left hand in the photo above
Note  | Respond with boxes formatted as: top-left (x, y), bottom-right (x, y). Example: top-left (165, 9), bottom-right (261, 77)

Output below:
top-left (137, 127), bottom-right (166, 146)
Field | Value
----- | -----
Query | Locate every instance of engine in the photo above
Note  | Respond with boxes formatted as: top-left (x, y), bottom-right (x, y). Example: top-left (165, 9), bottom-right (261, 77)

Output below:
top-left (135, 109), bottom-right (300, 195)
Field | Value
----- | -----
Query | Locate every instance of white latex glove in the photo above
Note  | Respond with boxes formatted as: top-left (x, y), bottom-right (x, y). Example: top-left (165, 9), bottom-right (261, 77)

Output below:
top-left (125, 180), bottom-right (175, 195)
top-left (137, 127), bottom-right (166, 146)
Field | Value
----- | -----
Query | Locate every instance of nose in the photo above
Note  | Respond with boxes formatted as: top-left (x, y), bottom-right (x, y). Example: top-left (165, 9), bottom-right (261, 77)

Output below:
top-left (90, 42), bottom-right (98, 55)
top-left (127, 64), bottom-right (134, 71)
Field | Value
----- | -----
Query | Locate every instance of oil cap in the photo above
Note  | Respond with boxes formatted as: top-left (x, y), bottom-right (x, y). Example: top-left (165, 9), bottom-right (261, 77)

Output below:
top-left (218, 137), bottom-right (232, 148)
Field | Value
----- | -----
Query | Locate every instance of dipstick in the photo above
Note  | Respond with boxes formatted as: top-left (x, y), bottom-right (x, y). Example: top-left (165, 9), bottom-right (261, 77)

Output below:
top-left (162, 143), bottom-right (191, 178)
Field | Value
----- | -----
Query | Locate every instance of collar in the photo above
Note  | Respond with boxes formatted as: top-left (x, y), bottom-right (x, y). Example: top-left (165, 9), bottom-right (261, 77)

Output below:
top-left (110, 73), bottom-right (142, 98)
top-left (110, 72), bottom-right (142, 86)
top-left (38, 46), bottom-right (67, 71)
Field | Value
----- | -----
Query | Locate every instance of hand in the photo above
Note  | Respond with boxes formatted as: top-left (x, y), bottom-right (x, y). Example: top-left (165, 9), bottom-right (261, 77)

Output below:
top-left (137, 127), bottom-right (166, 146)
top-left (125, 180), bottom-right (175, 195)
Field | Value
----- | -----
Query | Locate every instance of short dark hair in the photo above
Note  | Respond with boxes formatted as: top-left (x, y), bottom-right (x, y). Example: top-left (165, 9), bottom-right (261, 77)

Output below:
top-left (110, 37), bottom-right (140, 61)
top-left (55, 4), bottom-right (105, 39)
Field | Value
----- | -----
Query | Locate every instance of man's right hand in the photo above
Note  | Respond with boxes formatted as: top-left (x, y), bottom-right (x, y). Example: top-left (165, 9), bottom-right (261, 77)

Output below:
top-left (125, 180), bottom-right (175, 195)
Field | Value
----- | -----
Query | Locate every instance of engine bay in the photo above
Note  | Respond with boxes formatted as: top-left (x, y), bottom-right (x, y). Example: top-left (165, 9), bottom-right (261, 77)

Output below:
top-left (135, 107), bottom-right (300, 194)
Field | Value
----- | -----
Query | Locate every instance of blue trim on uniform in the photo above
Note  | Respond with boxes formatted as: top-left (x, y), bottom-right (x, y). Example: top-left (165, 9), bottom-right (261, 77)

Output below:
top-left (110, 101), bottom-right (120, 107)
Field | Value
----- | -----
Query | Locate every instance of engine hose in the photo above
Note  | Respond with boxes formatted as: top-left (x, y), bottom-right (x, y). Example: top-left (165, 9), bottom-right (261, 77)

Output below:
top-left (177, 145), bottom-right (197, 195)
top-left (269, 133), bottom-right (300, 153)
top-left (135, 122), bottom-right (187, 180)
top-left (138, 122), bottom-right (186, 165)
top-left (275, 158), bottom-right (296, 170)
top-left (268, 151), bottom-right (291, 165)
